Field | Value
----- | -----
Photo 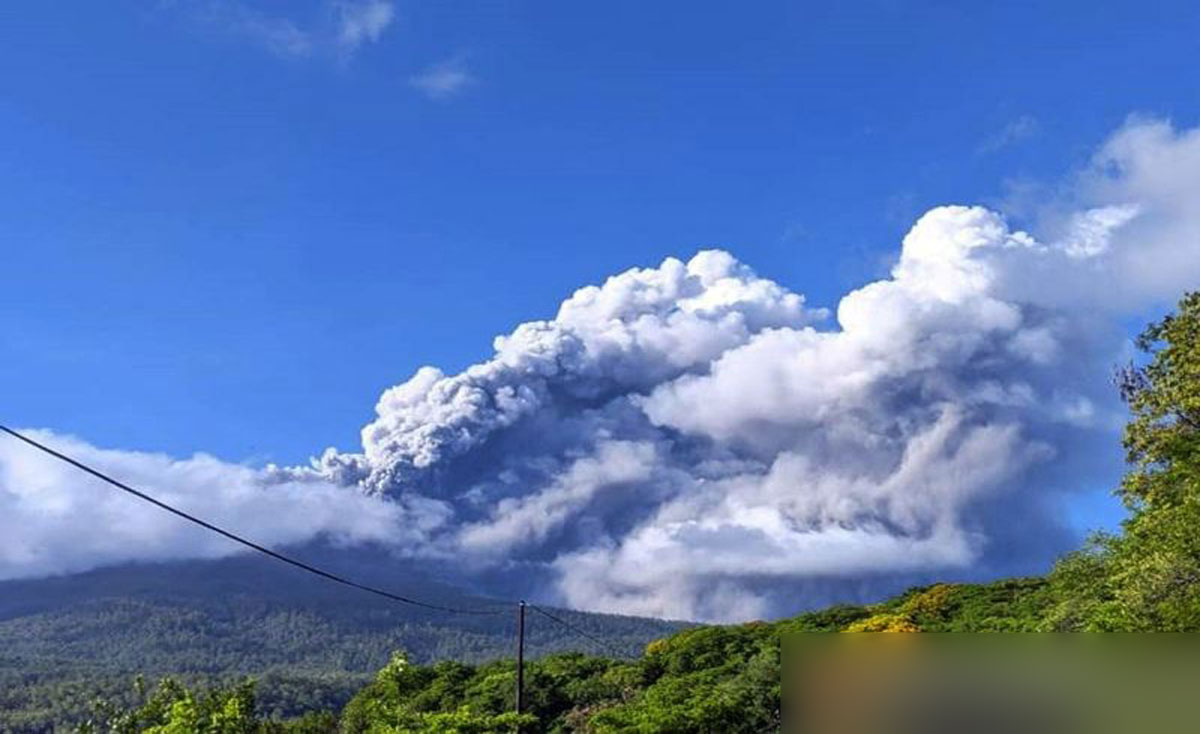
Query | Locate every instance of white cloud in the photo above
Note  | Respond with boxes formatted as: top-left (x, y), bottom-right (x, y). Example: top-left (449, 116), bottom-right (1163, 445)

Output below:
top-left (334, 0), bottom-right (396, 53)
top-left (228, 9), bottom-right (313, 58)
top-left (979, 115), bottom-right (1039, 152)
top-left (170, 1), bottom-right (395, 60)
top-left (409, 58), bottom-right (475, 100)
top-left (0, 430), bottom-right (418, 580)
top-left (999, 118), bottom-right (1200, 312)
top-left (1068, 118), bottom-right (1200, 306)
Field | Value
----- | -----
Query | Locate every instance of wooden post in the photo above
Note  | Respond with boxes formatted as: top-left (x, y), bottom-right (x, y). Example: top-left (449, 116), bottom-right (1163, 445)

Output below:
top-left (515, 600), bottom-right (526, 726)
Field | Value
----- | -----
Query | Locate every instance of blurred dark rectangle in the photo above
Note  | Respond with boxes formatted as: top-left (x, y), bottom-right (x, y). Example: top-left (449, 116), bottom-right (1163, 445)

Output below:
top-left (783, 633), bottom-right (1200, 734)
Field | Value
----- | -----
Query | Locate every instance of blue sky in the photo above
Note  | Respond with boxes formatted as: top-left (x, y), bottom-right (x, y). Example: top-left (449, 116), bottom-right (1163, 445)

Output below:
top-left (7, 2), bottom-right (1200, 614)
top-left (2, 1), bottom-right (1197, 473)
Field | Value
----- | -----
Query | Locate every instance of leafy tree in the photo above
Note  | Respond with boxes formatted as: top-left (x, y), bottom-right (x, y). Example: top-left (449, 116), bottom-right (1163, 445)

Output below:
top-left (74, 677), bottom-right (336, 734)
top-left (1117, 291), bottom-right (1200, 510)
top-left (339, 652), bottom-right (536, 734)
top-left (1048, 291), bottom-right (1200, 630)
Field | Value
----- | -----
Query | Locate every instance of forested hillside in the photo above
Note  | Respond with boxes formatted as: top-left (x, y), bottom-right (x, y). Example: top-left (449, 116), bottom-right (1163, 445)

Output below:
top-left (10, 290), bottom-right (1199, 733)
top-left (0, 550), bottom-right (683, 732)
top-left (56, 579), bottom-right (1052, 733)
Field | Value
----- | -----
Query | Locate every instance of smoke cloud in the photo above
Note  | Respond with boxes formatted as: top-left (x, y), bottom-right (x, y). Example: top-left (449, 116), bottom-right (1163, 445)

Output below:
top-left (3, 118), bottom-right (1199, 620)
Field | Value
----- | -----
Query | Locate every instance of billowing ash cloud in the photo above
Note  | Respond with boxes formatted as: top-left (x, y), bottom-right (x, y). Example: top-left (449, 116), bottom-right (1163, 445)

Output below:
top-left (293, 249), bottom-right (822, 492)
top-left (3, 118), bottom-right (1199, 620)
top-left (281, 210), bottom-right (1103, 619)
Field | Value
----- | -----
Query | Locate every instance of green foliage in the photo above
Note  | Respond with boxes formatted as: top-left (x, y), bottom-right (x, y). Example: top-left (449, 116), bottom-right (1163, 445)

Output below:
top-left (340, 654), bottom-right (536, 733)
top-left (587, 627), bottom-right (780, 733)
top-left (1118, 291), bottom-right (1200, 511)
top-left (1048, 291), bottom-right (1200, 630)
top-left (73, 677), bottom-right (332, 734)
top-left (52, 577), bottom-right (1055, 734)
top-left (881, 579), bottom-right (1052, 633)
top-left (335, 580), bottom-right (1048, 732)
top-left (0, 552), bottom-right (681, 732)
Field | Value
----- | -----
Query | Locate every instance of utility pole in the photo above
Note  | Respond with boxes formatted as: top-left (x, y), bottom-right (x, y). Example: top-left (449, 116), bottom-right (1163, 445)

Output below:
top-left (515, 600), bottom-right (526, 726)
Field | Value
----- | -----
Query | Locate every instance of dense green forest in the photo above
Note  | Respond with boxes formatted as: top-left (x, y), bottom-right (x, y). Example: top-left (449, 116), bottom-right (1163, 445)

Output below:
top-left (31, 579), bottom-right (1054, 733)
top-left (0, 553), bottom-right (682, 732)
top-left (8, 290), bottom-right (1199, 732)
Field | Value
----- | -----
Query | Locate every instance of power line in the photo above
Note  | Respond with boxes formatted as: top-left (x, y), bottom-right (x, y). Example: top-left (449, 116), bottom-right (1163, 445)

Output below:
top-left (528, 603), bottom-right (631, 658)
top-left (515, 601), bottom-right (526, 720)
top-left (0, 423), bottom-right (666, 647)
top-left (2, 422), bottom-right (685, 731)
top-left (0, 424), bottom-right (504, 617)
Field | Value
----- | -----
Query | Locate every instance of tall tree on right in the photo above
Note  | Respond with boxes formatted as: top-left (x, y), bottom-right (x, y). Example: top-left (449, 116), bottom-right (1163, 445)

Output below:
top-left (1048, 291), bottom-right (1200, 631)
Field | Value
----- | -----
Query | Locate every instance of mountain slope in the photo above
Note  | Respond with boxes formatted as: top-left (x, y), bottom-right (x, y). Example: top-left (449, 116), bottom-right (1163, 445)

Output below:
top-left (0, 548), bottom-right (685, 731)
top-left (40, 577), bottom-right (1050, 733)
